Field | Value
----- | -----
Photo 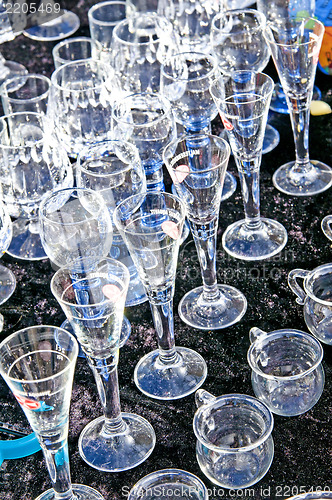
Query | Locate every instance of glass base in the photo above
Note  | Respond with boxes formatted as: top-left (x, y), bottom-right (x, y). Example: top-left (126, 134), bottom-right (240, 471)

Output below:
top-left (222, 218), bottom-right (288, 261)
top-left (272, 160), bottom-right (332, 196)
top-left (7, 218), bottom-right (47, 261)
top-left (262, 124), bottom-right (280, 155)
top-left (78, 414), bottom-right (156, 472)
top-left (60, 316), bottom-right (131, 357)
top-left (178, 284), bottom-right (247, 330)
top-left (270, 82), bottom-right (322, 114)
top-left (0, 60), bottom-right (28, 86)
top-left (35, 484), bottom-right (105, 500)
top-left (23, 10), bottom-right (80, 41)
top-left (221, 171), bottom-right (237, 201)
top-left (0, 264), bottom-right (16, 305)
top-left (134, 346), bottom-right (207, 400)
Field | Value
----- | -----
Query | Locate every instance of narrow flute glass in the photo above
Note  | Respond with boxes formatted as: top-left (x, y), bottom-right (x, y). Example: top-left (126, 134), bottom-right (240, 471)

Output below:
top-left (210, 71), bottom-right (288, 260)
top-left (0, 325), bottom-right (105, 500)
top-left (164, 134), bottom-right (247, 330)
top-left (114, 191), bottom-right (207, 400)
top-left (51, 257), bottom-right (156, 472)
top-left (264, 16), bottom-right (332, 196)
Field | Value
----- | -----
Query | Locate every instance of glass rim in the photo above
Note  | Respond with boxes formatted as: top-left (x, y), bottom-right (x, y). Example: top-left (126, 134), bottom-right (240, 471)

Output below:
top-left (160, 51), bottom-right (218, 83)
top-left (247, 329), bottom-right (324, 380)
top-left (1, 73), bottom-right (51, 103)
top-left (264, 16), bottom-right (324, 47)
top-left (52, 36), bottom-right (103, 65)
top-left (50, 59), bottom-right (113, 91)
top-left (112, 91), bottom-right (173, 127)
top-left (210, 71), bottom-right (274, 106)
top-left (88, 0), bottom-right (127, 26)
top-left (0, 325), bottom-right (79, 384)
top-left (112, 12), bottom-right (170, 46)
top-left (212, 8), bottom-right (267, 32)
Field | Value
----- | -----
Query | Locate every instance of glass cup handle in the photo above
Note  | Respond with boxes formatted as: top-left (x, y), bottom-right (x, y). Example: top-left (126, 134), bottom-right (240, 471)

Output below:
top-left (321, 215), bottom-right (332, 241)
top-left (195, 389), bottom-right (216, 408)
top-left (249, 327), bottom-right (268, 343)
top-left (288, 269), bottom-right (310, 305)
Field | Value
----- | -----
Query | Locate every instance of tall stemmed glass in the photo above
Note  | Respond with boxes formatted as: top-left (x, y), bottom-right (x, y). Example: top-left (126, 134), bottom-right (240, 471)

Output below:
top-left (164, 134), bottom-right (247, 330)
top-left (114, 191), bottom-right (207, 400)
top-left (210, 9), bottom-right (280, 155)
top-left (0, 325), bottom-right (105, 500)
top-left (160, 50), bottom-right (237, 200)
top-left (0, 112), bottom-right (73, 260)
top-left (76, 139), bottom-right (147, 307)
top-left (210, 71), bottom-right (288, 260)
top-left (51, 257), bottom-right (156, 471)
top-left (264, 16), bottom-right (332, 196)
top-left (112, 92), bottom-right (176, 191)
top-left (0, 200), bottom-right (16, 330)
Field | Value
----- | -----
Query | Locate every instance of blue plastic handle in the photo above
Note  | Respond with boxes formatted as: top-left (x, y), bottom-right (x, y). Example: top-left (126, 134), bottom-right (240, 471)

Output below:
top-left (0, 432), bottom-right (41, 466)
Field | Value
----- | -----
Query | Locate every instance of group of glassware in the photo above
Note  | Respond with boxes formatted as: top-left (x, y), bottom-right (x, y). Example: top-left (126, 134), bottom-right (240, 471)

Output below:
top-left (0, 0), bottom-right (331, 499)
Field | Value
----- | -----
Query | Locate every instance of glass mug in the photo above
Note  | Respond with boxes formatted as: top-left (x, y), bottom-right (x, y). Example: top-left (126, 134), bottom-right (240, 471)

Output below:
top-left (193, 390), bottom-right (274, 489)
top-left (247, 327), bottom-right (325, 417)
top-left (288, 263), bottom-right (332, 345)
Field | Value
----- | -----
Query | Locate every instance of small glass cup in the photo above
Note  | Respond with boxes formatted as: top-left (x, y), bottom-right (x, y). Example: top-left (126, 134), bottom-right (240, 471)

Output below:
top-left (1, 74), bottom-right (51, 114)
top-left (288, 263), bottom-right (332, 345)
top-left (193, 390), bottom-right (274, 489)
top-left (248, 327), bottom-right (325, 417)
top-left (128, 469), bottom-right (209, 500)
top-left (52, 36), bottom-right (102, 68)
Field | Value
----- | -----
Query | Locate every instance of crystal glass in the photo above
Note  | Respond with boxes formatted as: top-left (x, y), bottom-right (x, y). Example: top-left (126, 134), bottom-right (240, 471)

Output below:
top-left (0, 112), bottom-right (73, 260)
top-left (48, 59), bottom-right (121, 159)
top-left (210, 71), bottom-right (288, 260)
top-left (112, 92), bottom-right (176, 191)
top-left (0, 4), bottom-right (27, 85)
top-left (52, 37), bottom-right (102, 69)
top-left (0, 200), bottom-right (16, 325)
top-left (76, 139), bottom-right (147, 307)
top-left (51, 257), bottom-right (156, 471)
top-left (1, 74), bottom-right (51, 114)
top-left (210, 8), bottom-right (280, 155)
top-left (110, 12), bottom-right (178, 93)
top-left (114, 191), bottom-right (207, 400)
top-left (164, 133), bottom-right (247, 330)
top-left (194, 390), bottom-right (274, 489)
top-left (157, 0), bottom-right (225, 54)
top-left (0, 325), bottom-right (105, 500)
top-left (248, 327), bottom-right (325, 416)
top-left (264, 16), bottom-right (332, 196)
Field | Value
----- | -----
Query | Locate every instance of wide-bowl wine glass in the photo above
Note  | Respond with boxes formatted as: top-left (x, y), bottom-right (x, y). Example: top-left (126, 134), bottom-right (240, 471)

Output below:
top-left (114, 191), bottom-right (207, 400)
top-left (0, 200), bottom-right (16, 330)
top-left (210, 71), bottom-right (288, 260)
top-left (164, 134), bottom-right (247, 330)
top-left (264, 16), bottom-right (332, 196)
top-left (48, 59), bottom-right (121, 159)
top-left (0, 325), bottom-right (105, 500)
top-left (210, 8), bottom-right (280, 155)
top-left (112, 91), bottom-right (176, 191)
top-left (51, 257), bottom-right (156, 472)
top-left (77, 139), bottom-right (147, 307)
top-left (0, 111), bottom-right (73, 260)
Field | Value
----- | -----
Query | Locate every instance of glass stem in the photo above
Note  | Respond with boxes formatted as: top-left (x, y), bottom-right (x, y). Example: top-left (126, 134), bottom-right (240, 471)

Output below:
top-left (150, 299), bottom-right (180, 365)
top-left (236, 156), bottom-right (262, 231)
top-left (288, 96), bottom-right (311, 172)
top-left (189, 218), bottom-right (220, 302)
top-left (86, 351), bottom-right (127, 435)
top-left (40, 433), bottom-right (73, 500)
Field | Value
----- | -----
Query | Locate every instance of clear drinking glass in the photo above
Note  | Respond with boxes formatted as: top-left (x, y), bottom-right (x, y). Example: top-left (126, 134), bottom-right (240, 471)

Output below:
top-left (164, 133), bottom-right (247, 330)
top-left (51, 257), bottom-right (156, 472)
top-left (1, 74), bottom-right (50, 115)
top-left (76, 139), bottom-right (147, 307)
top-left (48, 59), bottom-right (121, 158)
top-left (210, 8), bottom-right (280, 155)
top-left (264, 16), bottom-right (332, 196)
top-left (0, 200), bottom-right (16, 327)
top-left (112, 91), bottom-right (176, 191)
top-left (0, 112), bottom-right (73, 260)
top-left (114, 191), bottom-right (207, 400)
top-left (210, 71), bottom-right (288, 260)
top-left (0, 325), bottom-right (105, 500)
top-left (52, 37), bottom-right (102, 68)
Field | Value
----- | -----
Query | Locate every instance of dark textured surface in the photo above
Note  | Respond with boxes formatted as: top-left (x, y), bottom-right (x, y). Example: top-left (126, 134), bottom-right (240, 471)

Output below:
top-left (0, 3), bottom-right (332, 499)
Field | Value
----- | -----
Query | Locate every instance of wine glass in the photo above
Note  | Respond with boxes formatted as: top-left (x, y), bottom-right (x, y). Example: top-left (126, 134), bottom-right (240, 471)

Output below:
top-left (0, 111), bottom-right (73, 260)
top-left (51, 256), bottom-right (156, 472)
top-left (210, 8), bottom-right (280, 155)
top-left (264, 16), bottom-right (332, 196)
top-left (112, 91), bottom-right (177, 191)
top-left (164, 133), bottom-right (247, 330)
top-left (160, 50), bottom-right (237, 200)
top-left (210, 71), bottom-right (288, 260)
top-left (114, 191), bottom-right (208, 400)
top-left (0, 325), bottom-right (105, 500)
top-left (76, 139), bottom-right (147, 307)
top-left (0, 200), bottom-right (16, 331)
